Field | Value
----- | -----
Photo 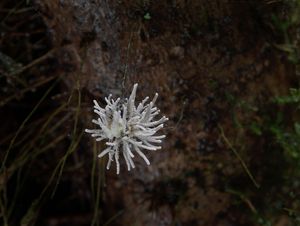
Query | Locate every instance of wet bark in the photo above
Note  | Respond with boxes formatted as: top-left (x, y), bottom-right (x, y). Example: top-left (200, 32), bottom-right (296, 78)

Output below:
top-left (34, 0), bottom-right (293, 225)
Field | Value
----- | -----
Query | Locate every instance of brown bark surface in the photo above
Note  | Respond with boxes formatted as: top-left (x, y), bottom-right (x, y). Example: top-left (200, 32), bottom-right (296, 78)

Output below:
top-left (2, 0), bottom-right (295, 225)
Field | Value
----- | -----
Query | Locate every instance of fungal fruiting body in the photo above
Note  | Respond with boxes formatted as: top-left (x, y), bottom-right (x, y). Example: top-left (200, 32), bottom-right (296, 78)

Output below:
top-left (85, 84), bottom-right (168, 174)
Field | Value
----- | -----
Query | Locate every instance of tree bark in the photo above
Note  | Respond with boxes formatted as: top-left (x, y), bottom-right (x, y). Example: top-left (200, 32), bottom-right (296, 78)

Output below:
top-left (34, 0), bottom-right (293, 225)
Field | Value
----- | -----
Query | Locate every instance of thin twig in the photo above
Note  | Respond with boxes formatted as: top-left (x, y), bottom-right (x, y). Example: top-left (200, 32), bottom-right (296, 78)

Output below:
top-left (0, 77), bottom-right (60, 172)
top-left (0, 75), bottom-right (57, 106)
top-left (121, 23), bottom-right (138, 98)
top-left (8, 49), bottom-right (55, 76)
top-left (219, 125), bottom-right (260, 188)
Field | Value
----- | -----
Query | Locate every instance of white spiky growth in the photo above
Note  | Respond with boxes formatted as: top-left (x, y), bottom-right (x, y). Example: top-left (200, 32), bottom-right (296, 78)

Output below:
top-left (85, 83), bottom-right (168, 174)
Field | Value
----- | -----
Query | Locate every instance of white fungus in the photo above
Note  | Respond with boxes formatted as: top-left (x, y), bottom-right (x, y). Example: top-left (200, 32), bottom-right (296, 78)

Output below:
top-left (85, 83), bottom-right (168, 174)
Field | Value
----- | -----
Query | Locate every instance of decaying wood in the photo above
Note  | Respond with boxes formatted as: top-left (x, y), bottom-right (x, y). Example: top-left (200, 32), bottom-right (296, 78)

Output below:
top-left (34, 0), bottom-right (293, 225)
